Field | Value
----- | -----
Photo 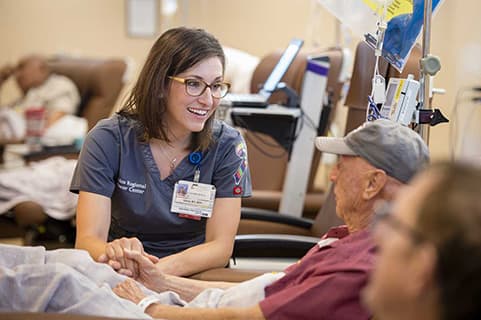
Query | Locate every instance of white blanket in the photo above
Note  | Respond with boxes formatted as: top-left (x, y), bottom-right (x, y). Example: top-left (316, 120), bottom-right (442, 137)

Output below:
top-left (0, 108), bottom-right (25, 140)
top-left (0, 244), bottom-right (284, 317)
top-left (0, 245), bottom-right (151, 318)
top-left (0, 157), bottom-right (78, 220)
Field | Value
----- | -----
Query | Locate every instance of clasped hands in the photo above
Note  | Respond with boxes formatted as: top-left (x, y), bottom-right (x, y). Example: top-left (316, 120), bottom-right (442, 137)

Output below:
top-left (101, 241), bottom-right (167, 311)
top-left (98, 237), bottom-right (159, 281)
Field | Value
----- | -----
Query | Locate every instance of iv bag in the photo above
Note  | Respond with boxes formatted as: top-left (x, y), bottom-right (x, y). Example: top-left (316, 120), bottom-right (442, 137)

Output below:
top-left (317, 0), bottom-right (445, 72)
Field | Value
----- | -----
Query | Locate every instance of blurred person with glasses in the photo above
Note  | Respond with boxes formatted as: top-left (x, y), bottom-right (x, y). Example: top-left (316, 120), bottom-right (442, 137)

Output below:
top-left (363, 162), bottom-right (481, 320)
top-left (70, 27), bottom-right (251, 278)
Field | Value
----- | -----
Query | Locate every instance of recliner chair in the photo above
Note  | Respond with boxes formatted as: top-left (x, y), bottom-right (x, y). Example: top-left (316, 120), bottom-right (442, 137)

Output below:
top-left (47, 56), bottom-right (127, 130)
top-left (241, 47), bottom-right (346, 218)
top-left (0, 56), bottom-right (128, 245)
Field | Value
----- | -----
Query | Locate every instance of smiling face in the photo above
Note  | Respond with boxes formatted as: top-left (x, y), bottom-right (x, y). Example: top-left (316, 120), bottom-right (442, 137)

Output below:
top-left (121, 27), bottom-right (226, 150)
top-left (164, 56), bottom-right (223, 139)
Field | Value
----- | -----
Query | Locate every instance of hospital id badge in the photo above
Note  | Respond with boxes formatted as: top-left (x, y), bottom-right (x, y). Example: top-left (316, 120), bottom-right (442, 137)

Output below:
top-left (171, 180), bottom-right (216, 218)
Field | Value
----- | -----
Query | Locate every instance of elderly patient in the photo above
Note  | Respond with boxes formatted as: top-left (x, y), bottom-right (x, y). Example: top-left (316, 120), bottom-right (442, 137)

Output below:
top-left (0, 55), bottom-right (82, 232)
top-left (363, 162), bottom-right (481, 320)
top-left (0, 54), bottom-right (80, 139)
top-left (111, 119), bottom-right (429, 320)
top-left (0, 119), bottom-right (428, 318)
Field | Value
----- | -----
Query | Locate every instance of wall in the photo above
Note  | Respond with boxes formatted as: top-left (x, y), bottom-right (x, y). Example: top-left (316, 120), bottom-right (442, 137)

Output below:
top-left (1, 0), bottom-right (480, 160)
top-left (0, 0), bottom-right (152, 62)
top-left (183, 0), bottom-right (337, 56)
top-left (429, 0), bottom-right (481, 161)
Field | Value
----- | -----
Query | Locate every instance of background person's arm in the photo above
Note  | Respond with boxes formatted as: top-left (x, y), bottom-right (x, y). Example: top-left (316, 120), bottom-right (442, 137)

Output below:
top-left (45, 110), bottom-right (66, 127)
top-left (154, 197), bottom-right (241, 276)
top-left (43, 74), bottom-right (80, 127)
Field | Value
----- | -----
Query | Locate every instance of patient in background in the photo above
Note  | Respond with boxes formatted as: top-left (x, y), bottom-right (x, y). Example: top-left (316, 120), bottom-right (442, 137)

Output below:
top-left (0, 54), bottom-right (80, 140)
top-left (363, 162), bottom-right (481, 320)
top-left (0, 55), bottom-right (81, 236)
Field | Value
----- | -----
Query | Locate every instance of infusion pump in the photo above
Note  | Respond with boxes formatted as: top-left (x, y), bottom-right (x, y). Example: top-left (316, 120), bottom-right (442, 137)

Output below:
top-left (380, 74), bottom-right (420, 126)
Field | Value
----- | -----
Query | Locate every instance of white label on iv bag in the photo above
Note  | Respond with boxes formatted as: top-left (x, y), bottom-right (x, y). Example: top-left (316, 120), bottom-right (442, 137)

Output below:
top-left (372, 75), bottom-right (386, 104)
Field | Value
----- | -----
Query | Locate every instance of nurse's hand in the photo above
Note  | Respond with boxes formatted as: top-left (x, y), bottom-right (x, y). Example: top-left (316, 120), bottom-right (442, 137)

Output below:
top-left (123, 248), bottom-right (165, 292)
top-left (98, 237), bottom-right (144, 278)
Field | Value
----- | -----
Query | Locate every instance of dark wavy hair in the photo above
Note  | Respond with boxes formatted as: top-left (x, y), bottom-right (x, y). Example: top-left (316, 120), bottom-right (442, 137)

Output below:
top-left (417, 162), bottom-right (481, 320)
top-left (119, 27), bottom-right (225, 151)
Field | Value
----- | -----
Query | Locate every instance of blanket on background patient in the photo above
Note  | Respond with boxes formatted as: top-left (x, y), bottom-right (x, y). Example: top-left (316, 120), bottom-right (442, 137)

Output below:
top-left (0, 157), bottom-right (77, 220)
top-left (0, 244), bottom-right (284, 317)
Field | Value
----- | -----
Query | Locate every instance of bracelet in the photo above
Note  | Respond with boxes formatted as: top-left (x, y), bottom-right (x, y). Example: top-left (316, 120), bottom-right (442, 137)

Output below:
top-left (137, 295), bottom-right (161, 313)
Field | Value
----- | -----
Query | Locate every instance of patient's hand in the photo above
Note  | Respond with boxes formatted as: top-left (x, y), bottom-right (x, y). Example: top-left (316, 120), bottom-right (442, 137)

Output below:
top-left (123, 249), bottom-right (166, 292)
top-left (113, 278), bottom-right (146, 305)
top-left (98, 237), bottom-right (146, 278)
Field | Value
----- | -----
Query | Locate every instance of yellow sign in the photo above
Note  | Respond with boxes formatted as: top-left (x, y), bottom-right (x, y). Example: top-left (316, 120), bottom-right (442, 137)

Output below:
top-left (362, 0), bottom-right (413, 21)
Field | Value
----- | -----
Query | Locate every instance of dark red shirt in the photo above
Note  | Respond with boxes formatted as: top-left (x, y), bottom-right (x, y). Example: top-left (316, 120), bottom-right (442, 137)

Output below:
top-left (259, 227), bottom-right (375, 320)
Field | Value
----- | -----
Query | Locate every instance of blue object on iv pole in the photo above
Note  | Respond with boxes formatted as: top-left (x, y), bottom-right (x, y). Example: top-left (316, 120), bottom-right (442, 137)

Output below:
top-left (383, 0), bottom-right (441, 70)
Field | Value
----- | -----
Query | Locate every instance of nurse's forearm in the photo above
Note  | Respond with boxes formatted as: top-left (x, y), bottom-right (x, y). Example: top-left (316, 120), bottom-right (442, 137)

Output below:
top-left (75, 235), bottom-right (107, 261)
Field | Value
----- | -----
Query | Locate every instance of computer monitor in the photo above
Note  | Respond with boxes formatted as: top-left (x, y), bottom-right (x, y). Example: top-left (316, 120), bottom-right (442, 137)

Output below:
top-left (259, 38), bottom-right (304, 97)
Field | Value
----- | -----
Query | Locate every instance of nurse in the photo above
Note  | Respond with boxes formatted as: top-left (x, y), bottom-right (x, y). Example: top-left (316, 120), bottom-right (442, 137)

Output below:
top-left (70, 27), bottom-right (251, 277)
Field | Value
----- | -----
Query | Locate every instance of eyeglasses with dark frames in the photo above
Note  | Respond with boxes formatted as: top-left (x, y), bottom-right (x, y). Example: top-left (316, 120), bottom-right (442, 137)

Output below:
top-left (169, 76), bottom-right (230, 99)
top-left (373, 200), bottom-right (425, 244)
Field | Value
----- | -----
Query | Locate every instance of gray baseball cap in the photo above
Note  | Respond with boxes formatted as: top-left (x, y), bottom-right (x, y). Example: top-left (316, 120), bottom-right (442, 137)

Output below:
top-left (315, 119), bottom-right (430, 183)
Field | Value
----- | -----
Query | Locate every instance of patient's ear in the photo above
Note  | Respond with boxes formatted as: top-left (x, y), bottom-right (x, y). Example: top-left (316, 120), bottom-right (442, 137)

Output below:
top-left (363, 170), bottom-right (387, 200)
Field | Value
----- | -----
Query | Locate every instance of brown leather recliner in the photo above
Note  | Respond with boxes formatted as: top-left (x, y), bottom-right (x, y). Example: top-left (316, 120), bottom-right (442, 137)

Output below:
top-left (0, 56), bottom-right (128, 242)
top-left (47, 56), bottom-right (127, 130)
top-left (241, 47), bottom-right (345, 217)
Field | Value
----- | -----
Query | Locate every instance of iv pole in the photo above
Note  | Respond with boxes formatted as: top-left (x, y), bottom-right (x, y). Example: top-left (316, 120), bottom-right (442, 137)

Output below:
top-left (417, 0), bottom-right (443, 143)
